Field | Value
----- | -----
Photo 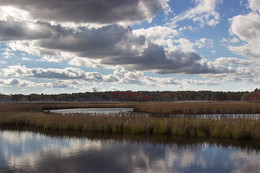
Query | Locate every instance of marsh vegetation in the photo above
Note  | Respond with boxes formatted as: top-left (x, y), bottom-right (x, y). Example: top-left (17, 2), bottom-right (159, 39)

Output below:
top-left (1, 102), bottom-right (260, 140)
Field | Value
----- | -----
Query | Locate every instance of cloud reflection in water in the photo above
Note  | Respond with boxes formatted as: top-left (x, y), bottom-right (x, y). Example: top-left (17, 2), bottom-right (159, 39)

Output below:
top-left (0, 130), bottom-right (260, 173)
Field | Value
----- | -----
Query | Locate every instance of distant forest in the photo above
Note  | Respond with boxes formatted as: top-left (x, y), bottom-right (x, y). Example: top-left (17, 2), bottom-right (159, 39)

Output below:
top-left (1, 89), bottom-right (259, 102)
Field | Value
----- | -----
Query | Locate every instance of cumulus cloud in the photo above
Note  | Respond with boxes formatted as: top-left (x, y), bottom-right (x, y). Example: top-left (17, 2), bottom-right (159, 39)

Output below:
top-left (133, 26), bottom-right (178, 46)
top-left (0, 19), bottom-right (61, 41)
top-left (1, 20), bottom-right (233, 75)
top-left (167, 0), bottom-right (222, 28)
top-left (213, 57), bottom-right (253, 66)
top-left (0, 78), bottom-right (79, 89)
top-left (0, 0), bottom-right (170, 25)
top-left (3, 23), bottom-right (144, 58)
top-left (228, 13), bottom-right (260, 60)
top-left (102, 43), bottom-right (232, 74)
top-left (202, 66), bottom-right (260, 83)
top-left (0, 0), bottom-right (256, 91)
top-left (195, 38), bottom-right (214, 49)
top-left (0, 78), bottom-right (34, 87)
top-left (247, 0), bottom-right (260, 13)
top-left (1, 64), bottom-right (115, 82)
top-left (37, 25), bottom-right (145, 59)
top-left (1, 65), bottom-right (221, 88)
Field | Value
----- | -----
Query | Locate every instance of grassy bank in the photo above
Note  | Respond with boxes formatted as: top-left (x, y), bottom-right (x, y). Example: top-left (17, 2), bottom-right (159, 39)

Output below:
top-left (1, 102), bottom-right (260, 140)
top-left (1, 112), bottom-right (260, 140)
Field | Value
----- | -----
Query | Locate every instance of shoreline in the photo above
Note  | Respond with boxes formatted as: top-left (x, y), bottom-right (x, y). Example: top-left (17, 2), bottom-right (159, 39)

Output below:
top-left (1, 111), bottom-right (260, 140)
top-left (1, 102), bottom-right (260, 140)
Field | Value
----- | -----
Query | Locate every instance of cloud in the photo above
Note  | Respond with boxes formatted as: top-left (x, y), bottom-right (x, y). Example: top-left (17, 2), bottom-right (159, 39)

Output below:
top-left (202, 66), bottom-right (260, 83)
top-left (3, 23), bottom-right (144, 59)
top-left (1, 48), bottom-right (14, 58)
top-left (166, 0), bottom-right (222, 28)
top-left (1, 65), bottom-right (222, 88)
top-left (221, 37), bottom-right (240, 44)
top-left (0, 19), bottom-right (61, 41)
top-left (173, 38), bottom-right (195, 52)
top-left (1, 20), bottom-right (233, 75)
top-left (133, 26), bottom-right (178, 46)
top-left (0, 0), bottom-right (170, 25)
top-left (1, 64), bottom-right (112, 81)
top-left (102, 42), bottom-right (233, 74)
top-left (0, 78), bottom-right (80, 89)
top-left (195, 38), bottom-right (213, 49)
top-left (213, 57), bottom-right (253, 66)
top-left (182, 79), bottom-right (219, 86)
top-left (0, 78), bottom-right (40, 88)
top-left (37, 25), bottom-right (145, 59)
top-left (228, 13), bottom-right (260, 60)
top-left (247, 0), bottom-right (260, 13)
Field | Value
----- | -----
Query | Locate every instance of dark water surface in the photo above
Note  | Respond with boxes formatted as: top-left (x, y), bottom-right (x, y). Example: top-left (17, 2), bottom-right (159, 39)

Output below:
top-left (1, 130), bottom-right (260, 173)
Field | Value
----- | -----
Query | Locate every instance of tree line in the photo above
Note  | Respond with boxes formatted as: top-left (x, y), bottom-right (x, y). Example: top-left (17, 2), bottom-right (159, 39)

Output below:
top-left (0, 89), bottom-right (259, 102)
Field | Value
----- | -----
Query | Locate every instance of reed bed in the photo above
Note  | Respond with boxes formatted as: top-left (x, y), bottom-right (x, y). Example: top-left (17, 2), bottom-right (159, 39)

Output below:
top-left (1, 112), bottom-right (260, 140)
top-left (1, 102), bottom-right (260, 114)
top-left (134, 102), bottom-right (260, 114)
top-left (1, 102), bottom-right (260, 140)
top-left (0, 102), bottom-right (137, 112)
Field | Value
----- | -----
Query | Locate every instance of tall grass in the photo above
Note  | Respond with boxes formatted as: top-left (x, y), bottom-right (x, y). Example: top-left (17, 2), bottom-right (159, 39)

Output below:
top-left (134, 102), bottom-right (260, 114)
top-left (1, 102), bottom-right (260, 140)
top-left (1, 112), bottom-right (260, 140)
top-left (0, 102), bottom-right (136, 112)
top-left (1, 102), bottom-right (260, 114)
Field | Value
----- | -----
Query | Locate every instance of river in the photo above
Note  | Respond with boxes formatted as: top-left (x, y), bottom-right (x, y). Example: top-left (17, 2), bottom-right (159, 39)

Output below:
top-left (1, 129), bottom-right (260, 173)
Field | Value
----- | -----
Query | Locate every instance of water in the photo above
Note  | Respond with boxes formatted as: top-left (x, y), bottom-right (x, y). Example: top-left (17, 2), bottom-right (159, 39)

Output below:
top-left (47, 108), bottom-right (134, 115)
top-left (46, 108), bottom-right (260, 119)
top-left (167, 114), bottom-right (260, 119)
top-left (1, 130), bottom-right (260, 173)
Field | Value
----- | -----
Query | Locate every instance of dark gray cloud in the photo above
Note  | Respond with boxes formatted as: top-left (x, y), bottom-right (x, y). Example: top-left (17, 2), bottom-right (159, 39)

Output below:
top-left (0, 20), bottom-right (66, 41)
top-left (0, 0), bottom-right (168, 24)
top-left (38, 25), bottom-right (145, 58)
top-left (102, 43), bottom-right (232, 74)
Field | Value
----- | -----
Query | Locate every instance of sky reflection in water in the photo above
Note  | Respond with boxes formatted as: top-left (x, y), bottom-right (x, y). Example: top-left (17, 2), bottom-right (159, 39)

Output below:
top-left (0, 130), bottom-right (260, 173)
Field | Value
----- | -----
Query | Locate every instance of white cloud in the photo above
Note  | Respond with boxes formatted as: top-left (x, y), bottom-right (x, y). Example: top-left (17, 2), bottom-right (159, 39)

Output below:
top-left (133, 26), bottom-right (178, 46)
top-left (2, 64), bottom-right (109, 81)
top-left (21, 57), bottom-right (31, 61)
top-left (0, 78), bottom-right (40, 87)
top-left (0, 78), bottom-right (80, 89)
top-left (195, 38), bottom-right (214, 49)
top-left (221, 37), bottom-right (240, 44)
top-left (229, 13), bottom-right (260, 60)
top-left (0, 6), bottom-right (30, 21)
top-left (167, 0), bottom-right (222, 28)
top-left (182, 79), bottom-right (219, 86)
top-left (247, 0), bottom-right (260, 13)
top-left (202, 66), bottom-right (260, 83)
top-left (1, 65), bottom-right (223, 89)
top-left (213, 57), bottom-right (253, 66)
top-left (174, 38), bottom-right (195, 52)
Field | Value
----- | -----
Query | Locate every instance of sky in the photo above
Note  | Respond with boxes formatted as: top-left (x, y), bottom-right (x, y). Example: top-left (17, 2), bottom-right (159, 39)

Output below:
top-left (0, 0), bottom-right (259, 94)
